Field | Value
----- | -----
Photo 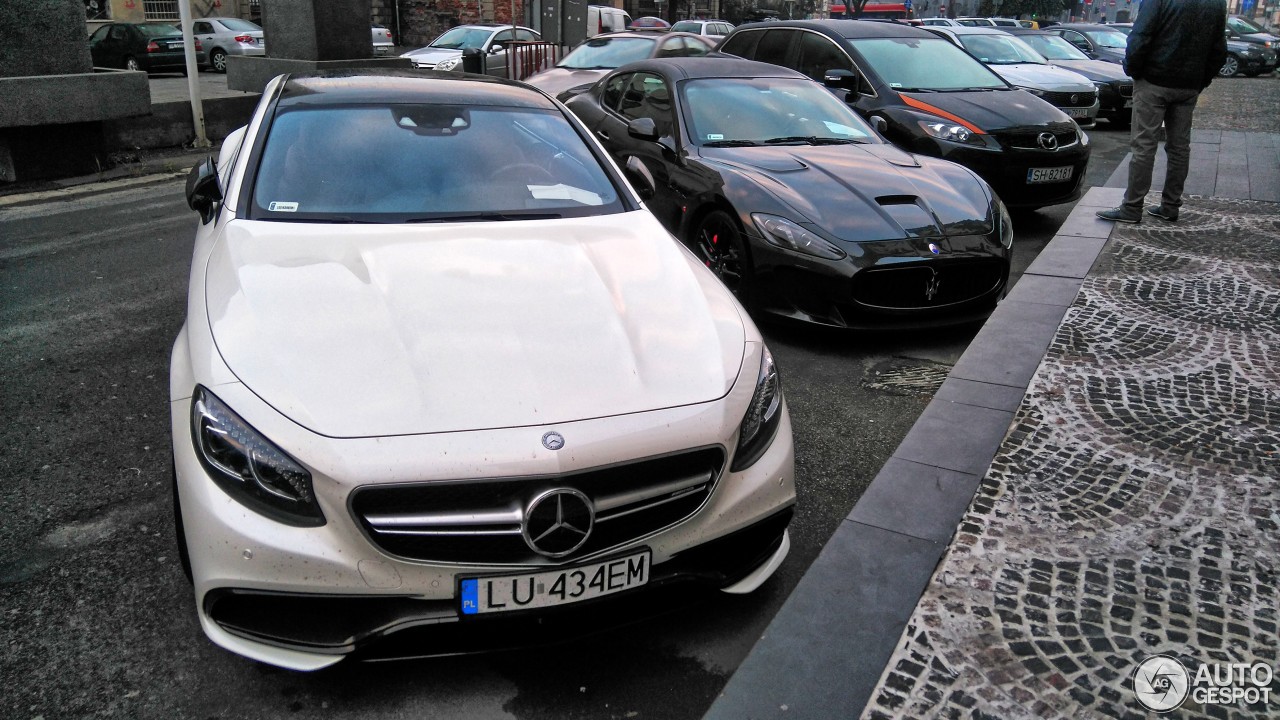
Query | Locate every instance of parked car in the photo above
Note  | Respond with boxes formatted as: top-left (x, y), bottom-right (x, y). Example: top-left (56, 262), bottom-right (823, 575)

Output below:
top-left (524, 31), bottom-right (715, 100)
top-left (400, 24), bottom-right (541, 77)
top-left (1047, 23), bottom-right (1129, 64)
top-left (563, 57), bottom-right (1012, 329)
top-left (928, 26), bottom-right (1100, 128)
top-left (1017, 20), bottom-right (1041, 29)
top-left (956, 17), bottom-right (996, 27)
top-left (671, 19), bottom-right (736, 42)
top-left (986, 18), bottom-right (1020, 27)
top-left (588, 5), bottom-right (632, 36)
top-left (88, 22), bottom-right (206, 74)
top-left (1004, 28), bottom-right (1134, 126)
top-left (1226, 14), bottom-right (1279, 51)
top-left (717, 20), bottom-right (1091, 208)
top-left (372, 24), bottom-right (394, 55)
top-left (1220, 37), bottom-right (1279, 77)
top-left (175, 68), bottom-right (796, 670)
top-left (922, 18), bottom-right (964, 27)
top-left (630, 16), bottom-right (673, 31)
top-left (191, 17), bottom-right (263, 73)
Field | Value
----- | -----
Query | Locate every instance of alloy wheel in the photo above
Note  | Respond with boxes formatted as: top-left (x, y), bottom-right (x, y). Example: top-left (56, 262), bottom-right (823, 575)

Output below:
top-left (1220, 55), bottom-right (1239, 77)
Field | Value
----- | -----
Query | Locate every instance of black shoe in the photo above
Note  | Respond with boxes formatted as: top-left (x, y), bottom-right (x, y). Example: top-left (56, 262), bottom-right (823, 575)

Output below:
top-left (1096, 207), bottom-right (1141, 224)
top-left (1146, 205), bottom-right (1178, 221)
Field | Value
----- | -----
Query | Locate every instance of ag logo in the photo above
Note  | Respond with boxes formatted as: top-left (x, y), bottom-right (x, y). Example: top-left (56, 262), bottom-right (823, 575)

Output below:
top-left (1132, 654), bottom-right (1190, 712)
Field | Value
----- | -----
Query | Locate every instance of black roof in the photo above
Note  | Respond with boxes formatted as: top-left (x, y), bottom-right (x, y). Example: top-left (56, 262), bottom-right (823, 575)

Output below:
top-left (731, 19), bottom-right (938, 40)
top-left (276, 70), bottom-right (557, 110)
top-left (615, 56), bottom-right (807, 81)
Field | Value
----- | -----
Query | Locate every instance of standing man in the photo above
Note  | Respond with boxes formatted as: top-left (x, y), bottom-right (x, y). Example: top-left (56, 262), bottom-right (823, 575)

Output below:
top-left (1096, 0), bottom-right (1227, 224)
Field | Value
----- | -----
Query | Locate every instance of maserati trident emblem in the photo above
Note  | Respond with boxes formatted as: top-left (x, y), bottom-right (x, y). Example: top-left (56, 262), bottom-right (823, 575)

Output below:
top-left (541, 431), bottom-right (565, 451)
top-left (924, 268), bottom-right (941, 302)
top-left (1037, 132), bottom-right (1059, 151)
top-left (522, 488), bottom-right (594, 557)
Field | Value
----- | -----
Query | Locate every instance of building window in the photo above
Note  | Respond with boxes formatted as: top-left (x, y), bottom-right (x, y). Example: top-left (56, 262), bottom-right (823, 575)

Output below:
top-left (144, 0), bottom-right (180, 21)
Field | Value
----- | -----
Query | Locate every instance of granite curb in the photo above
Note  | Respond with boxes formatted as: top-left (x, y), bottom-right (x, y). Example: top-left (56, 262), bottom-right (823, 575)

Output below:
top-left (703, 186), bottom-right (1125, 720)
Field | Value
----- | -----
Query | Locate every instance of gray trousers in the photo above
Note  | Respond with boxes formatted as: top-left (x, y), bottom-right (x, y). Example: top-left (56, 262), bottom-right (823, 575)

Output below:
top-left (1124, 79), bottom-right (1201, 213)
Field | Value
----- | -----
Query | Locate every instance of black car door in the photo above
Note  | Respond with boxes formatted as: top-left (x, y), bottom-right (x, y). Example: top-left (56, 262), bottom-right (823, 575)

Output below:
top-left (592, 72), bottom-right (687, 230)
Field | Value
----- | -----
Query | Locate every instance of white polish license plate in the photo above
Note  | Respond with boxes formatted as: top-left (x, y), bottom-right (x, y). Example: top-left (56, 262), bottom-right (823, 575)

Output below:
top-left (460, 550), bottom-right (650, 615)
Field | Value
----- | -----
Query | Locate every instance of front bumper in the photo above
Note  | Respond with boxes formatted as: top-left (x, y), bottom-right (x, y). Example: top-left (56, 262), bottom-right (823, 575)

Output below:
top-left (747, 233), bottom-right (1010, 330)
top-left (172, 378), bottom-right (796, 670)
top-left (925, 136), bottom-right (1089, 208)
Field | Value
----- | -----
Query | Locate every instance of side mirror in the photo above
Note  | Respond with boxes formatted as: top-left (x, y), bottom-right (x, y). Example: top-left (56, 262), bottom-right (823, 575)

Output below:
top-left (869, 115), bottom-right (888, 135)
top-left (823, 69), bottom-right (860, 91)
top-left (627, 117), bottom-right (659, 141)
top-left (490, 43), bottom-right (505, 53)
top-left (186, 156), bottom-right (222, 225)
top-left (624, 156), bottom-right (656, 200)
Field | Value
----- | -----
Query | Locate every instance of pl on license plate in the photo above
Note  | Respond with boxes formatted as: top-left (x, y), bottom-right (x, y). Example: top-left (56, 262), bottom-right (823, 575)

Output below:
top-left (1027, 166), bottom-right (1073, 184)
top-left (460, 550), bottom-right (650, 615)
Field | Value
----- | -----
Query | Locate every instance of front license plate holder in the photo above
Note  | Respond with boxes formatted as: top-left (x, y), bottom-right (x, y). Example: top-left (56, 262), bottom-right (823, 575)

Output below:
top-left (459, 549), bottom-right (651, 616)
top-left (1027, 166), bottom-right (1073, 184)
top-left (1067, 108), bottom-right (1091, 119)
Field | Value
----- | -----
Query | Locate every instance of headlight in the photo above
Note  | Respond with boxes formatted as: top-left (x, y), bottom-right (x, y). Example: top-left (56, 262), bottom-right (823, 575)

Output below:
top-left (997, 198), bottom-right (1013, 249)
top-left (751, 214), bottom-right (846, 260)
top-left (191, 386), bottom-right (324, 526)
top-left (918, 120), bottom-right (985, 146)
top-left (436, 56), bottom-right (463, 71)
top-left (732, 346), bottom-right (783, 472)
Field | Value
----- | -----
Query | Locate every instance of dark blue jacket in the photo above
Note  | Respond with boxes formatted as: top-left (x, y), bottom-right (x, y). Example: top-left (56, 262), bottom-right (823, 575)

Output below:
top-left (1124, 0), bottom-right (1228, 90)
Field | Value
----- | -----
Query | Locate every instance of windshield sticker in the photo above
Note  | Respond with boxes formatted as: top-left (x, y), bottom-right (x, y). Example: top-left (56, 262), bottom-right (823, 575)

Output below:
top-left (822, 121), bottom-right (862, 136)
top-left (268, 201), bottom-right (299, 212)
top-left (889, 82), bottom-right (903, 88)
top-left (707, 133), bottom-right (725, 140)
top-left (529, 184), bottom-right (605, 206)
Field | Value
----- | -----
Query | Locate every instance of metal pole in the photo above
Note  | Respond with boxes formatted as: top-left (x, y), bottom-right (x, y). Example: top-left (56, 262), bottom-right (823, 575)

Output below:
top-left (177, 0), bottom-right (209, 148)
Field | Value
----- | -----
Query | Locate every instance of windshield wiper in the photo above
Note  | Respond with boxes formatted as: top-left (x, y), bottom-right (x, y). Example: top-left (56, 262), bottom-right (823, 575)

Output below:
top-left (937, 87), bottom-right (999, 92)
top-left (761, 136), bottom-right (860, 145)
top-left (894, 87), bottom-right (938, 93)
top-left (406, 211), bottom-right (563, 223)
top-left (702, 139), bottom-right (760, 147)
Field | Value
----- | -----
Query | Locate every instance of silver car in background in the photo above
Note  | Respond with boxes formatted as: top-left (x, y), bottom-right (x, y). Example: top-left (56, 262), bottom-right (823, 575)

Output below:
top-left (928, 25), bottom-right (1101, 128)
top-left (400, 24), bottom-right (541, 77)
top-left (191, 17), bottom-right (264, 73)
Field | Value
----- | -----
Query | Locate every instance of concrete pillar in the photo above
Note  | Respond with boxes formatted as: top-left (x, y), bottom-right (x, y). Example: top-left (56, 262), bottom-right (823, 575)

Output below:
top-left (263, 0), bottom-right (375, 60)
top-left (0, 0), bottom-right (93, 77)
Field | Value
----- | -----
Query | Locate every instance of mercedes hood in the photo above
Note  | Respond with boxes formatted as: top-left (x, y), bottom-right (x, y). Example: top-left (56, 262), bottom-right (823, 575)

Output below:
top-left (203, 212), bottom-right (747, 438)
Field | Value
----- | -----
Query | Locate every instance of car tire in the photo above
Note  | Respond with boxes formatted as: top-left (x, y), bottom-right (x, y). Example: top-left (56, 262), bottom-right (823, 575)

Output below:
top-left (692, 209), bottom-right (754, 303)
top-left (1219, 54), bottom-right (1239, 77)
top-left (171, 459), bottom-right (194, 584)
top-left (211, 49), bottom-right (228, 73)
top-left (124, 56), bottom-right (141, 72)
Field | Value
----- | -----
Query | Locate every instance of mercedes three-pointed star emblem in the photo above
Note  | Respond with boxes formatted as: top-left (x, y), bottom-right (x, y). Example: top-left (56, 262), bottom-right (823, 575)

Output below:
top-left (522, 488), bottom-right (595, 558)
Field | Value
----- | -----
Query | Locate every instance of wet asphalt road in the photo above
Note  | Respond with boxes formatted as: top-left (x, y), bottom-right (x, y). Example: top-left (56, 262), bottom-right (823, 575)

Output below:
top-left (0, 117), bottom-right (1134, 719)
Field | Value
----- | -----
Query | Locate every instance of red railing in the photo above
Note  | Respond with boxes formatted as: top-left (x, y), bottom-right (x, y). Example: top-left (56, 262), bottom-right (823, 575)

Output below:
top-left (507, 41), bottom-right (563, 81)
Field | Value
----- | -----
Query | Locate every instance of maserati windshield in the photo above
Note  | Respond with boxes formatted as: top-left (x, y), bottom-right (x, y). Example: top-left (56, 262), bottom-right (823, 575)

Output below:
top-left (683, 78), bottom-right (878, 146)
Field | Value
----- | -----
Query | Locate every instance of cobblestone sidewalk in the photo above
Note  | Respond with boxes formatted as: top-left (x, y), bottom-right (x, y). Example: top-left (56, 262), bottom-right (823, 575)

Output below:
top-left (862, 196), bottom-right (1280, 720)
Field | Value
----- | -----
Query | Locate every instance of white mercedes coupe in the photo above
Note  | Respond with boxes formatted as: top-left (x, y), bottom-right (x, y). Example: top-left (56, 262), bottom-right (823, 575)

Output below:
top-left (171, 70), bottom-right (796, 670)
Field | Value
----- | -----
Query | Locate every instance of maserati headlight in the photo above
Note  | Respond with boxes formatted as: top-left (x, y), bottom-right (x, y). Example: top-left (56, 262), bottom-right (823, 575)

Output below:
top-left (918, 120), bottom-right (985, 146)
top-left (436, 56), bottom-right (463, 71)
top-left (751, 214), bottom-right (846, 260)
top-left (732, 346), bottom-right (783, 472)
top-left (191, 386), bottom-right (324, 526)
top-left (997, 198), bottom-right (1013, 249)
